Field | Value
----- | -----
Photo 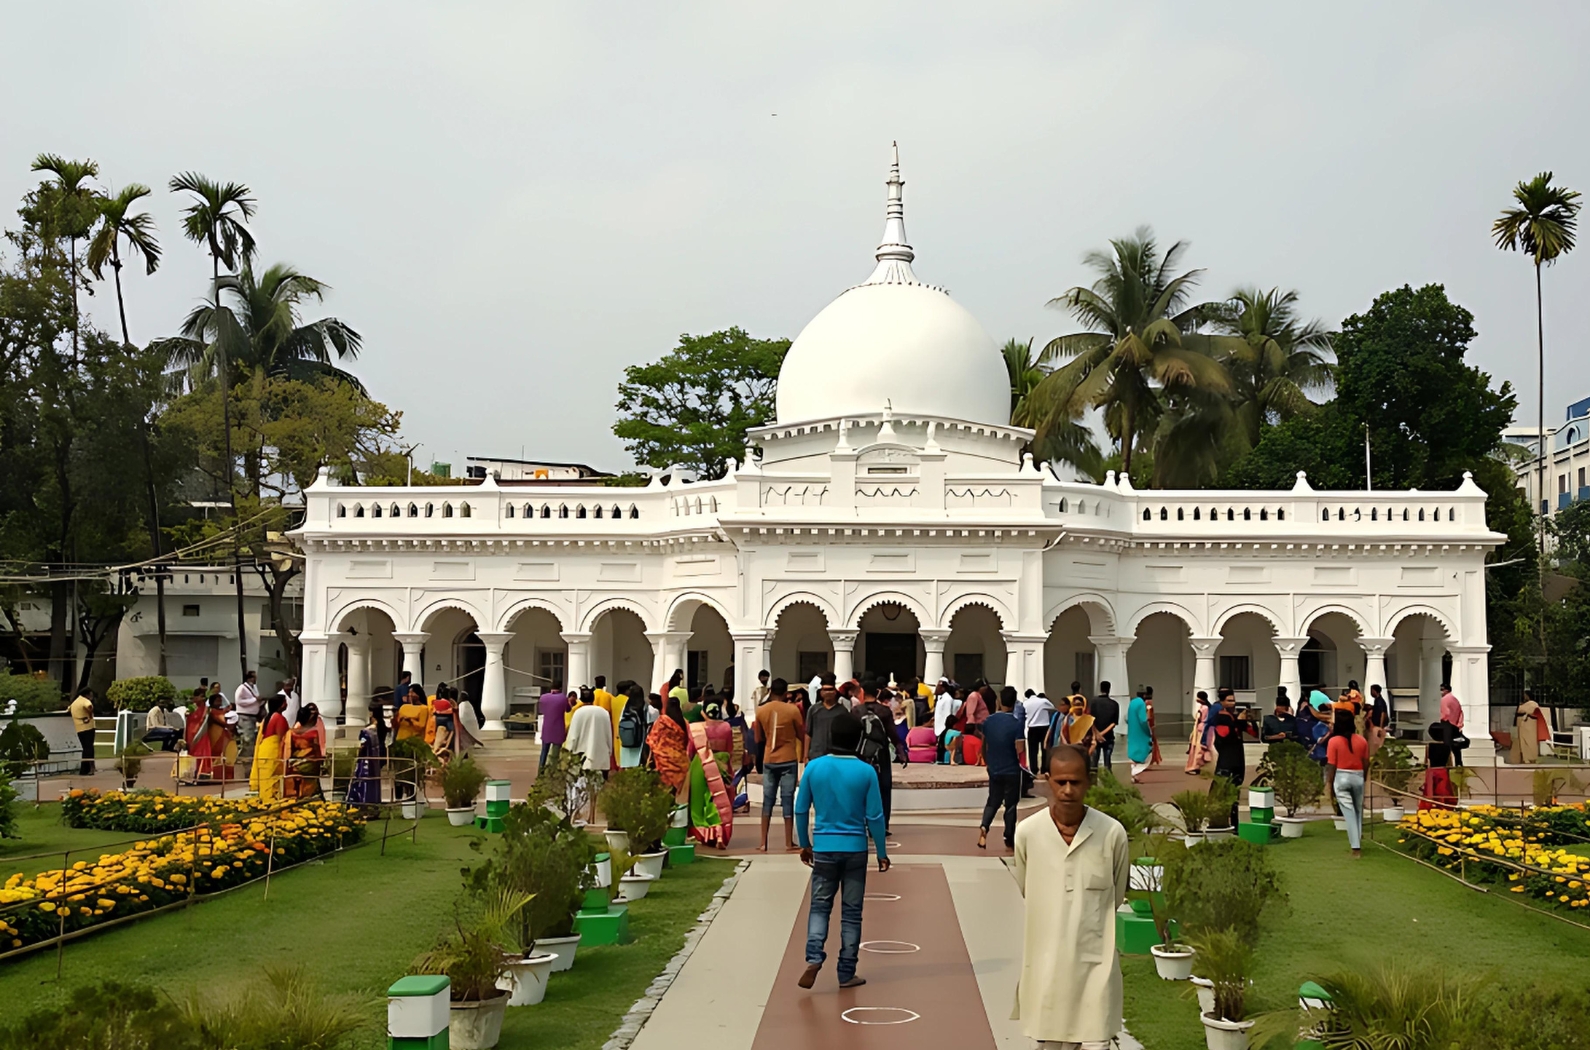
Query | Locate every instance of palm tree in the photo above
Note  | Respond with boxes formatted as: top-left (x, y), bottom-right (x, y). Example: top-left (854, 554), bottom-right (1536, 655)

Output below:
top-left (1211, 287), bottom-right (1334, 451)
top-left (86, 184), bottom-right (162, 347)
top-left (1003, 337), bottom-right (1103, 480)
top-left (1493, 172), bottom-right (1581, 555)
top-left (30, 153), bottom-right (101, 359)
top-left (158, 262), bottom-right (363, 392)
top-left (1028, 228), bottom-right (1234, 477)
top-left (168, 172), bottom-right (256, 684)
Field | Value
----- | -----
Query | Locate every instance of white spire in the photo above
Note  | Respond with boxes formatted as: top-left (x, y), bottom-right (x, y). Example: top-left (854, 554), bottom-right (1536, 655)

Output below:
top-left (862, 142), bottom-right (919, 286)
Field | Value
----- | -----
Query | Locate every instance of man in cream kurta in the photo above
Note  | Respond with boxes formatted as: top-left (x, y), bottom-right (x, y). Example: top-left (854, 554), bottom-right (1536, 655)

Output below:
top-left (1012, 744), bottom-right (1130, 1048)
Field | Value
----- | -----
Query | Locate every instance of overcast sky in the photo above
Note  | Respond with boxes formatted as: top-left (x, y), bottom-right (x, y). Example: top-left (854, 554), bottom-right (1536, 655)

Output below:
top-left (3, 2), bottom-right (1586, 473)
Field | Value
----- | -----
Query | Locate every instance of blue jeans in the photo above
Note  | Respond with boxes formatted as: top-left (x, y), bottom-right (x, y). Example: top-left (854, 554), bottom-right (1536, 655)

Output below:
top-left (539, 741), bottom-right (562, 772)
top-left (763, 761), bottom-right (798, 818)
top-left (1334, 769), bottom-right (1365, 849)
top-left (1095, 735), bottom-right (1114, 770)
top-left (806, 851), bottom-right (867, 981)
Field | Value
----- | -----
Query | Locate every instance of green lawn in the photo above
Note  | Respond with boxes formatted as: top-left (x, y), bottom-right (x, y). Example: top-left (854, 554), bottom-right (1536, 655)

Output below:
top-left (0, 804), bottom-right (135, 877)
top-left (1122, 819), bottom-right (1590, 1050)
top-left (0, 807), bottom-right (732, 1050)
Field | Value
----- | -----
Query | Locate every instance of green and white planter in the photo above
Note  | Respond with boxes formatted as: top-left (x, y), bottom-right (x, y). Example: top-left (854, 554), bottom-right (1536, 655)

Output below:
top-left (1247, 786), bottom-right (1275, 811)
top-left (387, 975), bottom-right (450, 1050)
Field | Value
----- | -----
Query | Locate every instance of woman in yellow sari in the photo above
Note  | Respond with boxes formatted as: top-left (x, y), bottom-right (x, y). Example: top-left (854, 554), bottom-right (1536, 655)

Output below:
top-left (1057, 697), bottom-right (1097, 756)
top-left (286, 707), bottom-right (325, 799)
top-left (249, 695), bottom-right (290, 802)
top-left (394, 686), bottom-right (432, 742)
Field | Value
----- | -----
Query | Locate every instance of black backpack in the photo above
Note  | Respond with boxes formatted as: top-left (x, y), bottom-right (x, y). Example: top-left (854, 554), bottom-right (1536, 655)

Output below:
top-left (619, 703), bottom-right (646, 748)
top-left (857, 707), bottom-right (893, 765)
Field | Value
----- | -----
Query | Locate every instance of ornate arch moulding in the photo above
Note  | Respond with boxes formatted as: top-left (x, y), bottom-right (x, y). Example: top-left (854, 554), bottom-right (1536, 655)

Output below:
top-left (1121, 600), bottom-right (1206, 638)
top-left (940, 593), bottom-right (1014, 630)
top-left (846, 590), bottom-right (934, 630)
top-left (495, 596), bottom-right (571, 634)
top-left (1209, 602), bottom-right (1287, 637)
top-left (1042, 594), bottom-right (1119, 636)
top-left (413, 597), bottom-right (489, 634)
top-left (579, 596), bottom-right (661, 634)
top-left (763, 589), bottom-right (841, 629)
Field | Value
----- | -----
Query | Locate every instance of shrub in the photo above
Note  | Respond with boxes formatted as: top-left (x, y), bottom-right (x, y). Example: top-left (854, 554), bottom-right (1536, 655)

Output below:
top-left (528, 748), bottom-right (605, 822)
top-left (1162, 837), bottom-right (1286, 946)
top-left (0, 979), bottom-right (198, 1050)
top-left (1085, 767), bottom-right (1157, 836)
top-left (411, 890), bottom-right (529, 1002)
top-left (0, 768), bottom-right (15, 840)
top-left (1186, 927), bottom-right (1253, 1022)
top-left (106, 676), bottom-right (178, 712)
top-left (1170, 789), bottom-right (1210, 834)
top-left (0, 720), bottom-right (50, 778)
top-left (1267, 741), bottom-right (1323, 816)
top-left (468, 803), bottom-right (595, 947)
top-left (181, 966), bottom-right (368, 1049)
top-left (441, 756), bottom-right (489, 808)
top-left (1254, 964), bottom-right (1478, 1050)
top-left (1369, 737), bottom-right (1420, 798)
top-left (0, 674), bottom-right (64, 714)
top-left (1203, 772), bottom-right (1240, 829)
top-left (600, 767), bottom-right (673, 853)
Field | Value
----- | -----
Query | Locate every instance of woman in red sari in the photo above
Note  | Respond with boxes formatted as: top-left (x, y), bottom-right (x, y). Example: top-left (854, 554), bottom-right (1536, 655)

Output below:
top-left (185, 694), bottom-right (233, 781)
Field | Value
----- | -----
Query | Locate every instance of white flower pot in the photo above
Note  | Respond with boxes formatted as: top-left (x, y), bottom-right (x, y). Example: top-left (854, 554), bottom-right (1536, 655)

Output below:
top-left (1183, 832), bottom-right (1204, 847)
top-left (1383, 805), bottom-right (1405, 823)
top-left (1205, 826), bottom-right (1236, 841)
top-left (533, 934), bottom-right (581, 973)
top-left (1200, 1012), bottom-right (1254, 1050)
top-left (670, 806), bottom-right (688, 828)
top-left (446, 806), bottom-right (477, 827)
top-left (617, 873), bottom-right (656, 901)
top-left (604, 828), bottom-right (631, 855)
top-left (633, 851), bottom-right (667, 880)
top-left (1191, 976), bottom-right (1215, 1015)
top-left (401, 799), bottom-right (423, 820)
top-left (1277, 817), bottom-right (1307, 839)
top-left (1151, 943), bottom-right (1196, 980)
top-left (1247, 787), bottom-right (1274, 810)
top-left (592, 854), bottom-right (611, 888)
top-left (498, 952), bottom-right (558, 1006)
top-left (1333, 816), bottom-right (1349, 832)
top-left (449, 994), bottom-right (508, 1049)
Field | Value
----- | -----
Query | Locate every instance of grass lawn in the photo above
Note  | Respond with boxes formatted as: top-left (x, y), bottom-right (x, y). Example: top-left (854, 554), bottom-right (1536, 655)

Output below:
top-left (0, 806), bottom-right (733, 1050)
top-left (0, 804), bottom-right (135, 877)
top-left (1121, 818), bottom-right (1590, 1050)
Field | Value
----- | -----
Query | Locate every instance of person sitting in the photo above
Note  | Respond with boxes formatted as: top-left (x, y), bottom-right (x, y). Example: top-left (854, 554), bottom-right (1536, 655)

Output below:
top-left (142, 700), bottom-right (184, 752)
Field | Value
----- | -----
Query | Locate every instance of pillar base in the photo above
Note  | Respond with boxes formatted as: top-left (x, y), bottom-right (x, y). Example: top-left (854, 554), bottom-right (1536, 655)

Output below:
top-left (474, 726), bottom-right (508, 741)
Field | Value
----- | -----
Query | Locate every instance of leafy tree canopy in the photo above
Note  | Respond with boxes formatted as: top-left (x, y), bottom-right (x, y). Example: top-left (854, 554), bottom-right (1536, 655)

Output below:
top-left (612, 327), bottom-right (789, 480)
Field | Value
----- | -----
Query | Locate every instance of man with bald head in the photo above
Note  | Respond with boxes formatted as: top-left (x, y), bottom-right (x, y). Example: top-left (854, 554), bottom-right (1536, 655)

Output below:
top-left (1012, 744), bottom-right (1130, 1048)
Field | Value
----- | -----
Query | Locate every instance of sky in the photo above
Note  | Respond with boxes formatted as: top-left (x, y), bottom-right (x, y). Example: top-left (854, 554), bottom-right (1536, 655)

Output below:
top-left (2, 2), bottom-right (1587, 474)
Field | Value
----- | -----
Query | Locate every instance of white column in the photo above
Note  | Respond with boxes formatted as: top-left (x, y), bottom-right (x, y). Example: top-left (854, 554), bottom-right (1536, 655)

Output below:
top-left (562, 632), bottom-right (592, 692)
top-left (318, 632), bottom-right (345, 722)
top-left (1274, 636), bottom-right (1308, 706)
top-left (829, 630), bottom-right (858, 683)
top-left (1359, 636), bottom-right (1393, 697)
top-left (920, 629), bottom-right (950, 686)
top-left (1420, 639), bottom-right (1446, 724)
top-left (1088, 635), bottom-right (1130, 697)
top-left (646, 631), bottom-right (691, 694)
top-left (1448, 644), bottom-right (1491, 743)
top-left (393, 632), bottom-right (429, 693)
top-left (731, 631), bottom-right (769, 719)
top-left (476, 631), bottom-right (513, 738)
top-left (1001, 632), bottom-right (1047, 695)
top-left (343, 633), bottom-right (369, 730)
top-left (299, 633), bottom-right (330, 715)
top-left (1189, 636), bottom-right (1220, 701)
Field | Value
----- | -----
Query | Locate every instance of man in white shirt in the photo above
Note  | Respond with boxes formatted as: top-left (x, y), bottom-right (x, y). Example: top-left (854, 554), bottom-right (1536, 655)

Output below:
top-left (932, 678), bottom-right (959, 735)
top-left (233, 670), bottom-right (261, 758)
top-left (281, 677), bottom-right (301, 726)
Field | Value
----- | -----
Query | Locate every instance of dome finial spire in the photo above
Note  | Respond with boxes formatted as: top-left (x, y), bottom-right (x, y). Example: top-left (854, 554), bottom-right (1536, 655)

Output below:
top-left (863, 141), bottom-right (918, 286)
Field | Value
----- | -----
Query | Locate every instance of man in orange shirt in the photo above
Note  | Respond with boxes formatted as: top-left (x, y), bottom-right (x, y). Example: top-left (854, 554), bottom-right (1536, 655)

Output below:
top-left (753, 678), bottom-right (806, 853)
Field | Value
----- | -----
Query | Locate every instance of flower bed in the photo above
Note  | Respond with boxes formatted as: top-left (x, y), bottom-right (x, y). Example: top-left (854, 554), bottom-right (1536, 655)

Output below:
top-left (0, 793), bottom-right (364, 953)
top-left (1396, 805), bottom-right (1590, 913)
top-left (59, 788), bottom-right (301, 834)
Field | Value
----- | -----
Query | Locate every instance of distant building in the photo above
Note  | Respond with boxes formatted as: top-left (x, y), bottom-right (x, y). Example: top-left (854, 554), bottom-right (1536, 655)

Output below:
top-left (1507, 395), bottom-right (1590, 519)
top-left (464, 457), bottom-right (615, 485)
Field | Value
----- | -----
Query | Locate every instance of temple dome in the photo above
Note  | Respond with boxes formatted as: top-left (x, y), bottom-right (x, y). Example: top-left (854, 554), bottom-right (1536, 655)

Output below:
top-left (773, 146), bottom-right (1009, 428)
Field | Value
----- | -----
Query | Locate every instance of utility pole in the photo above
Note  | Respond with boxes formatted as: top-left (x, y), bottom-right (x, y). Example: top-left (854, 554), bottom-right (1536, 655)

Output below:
top-left (1364, 423), bottom-right (1372, 491)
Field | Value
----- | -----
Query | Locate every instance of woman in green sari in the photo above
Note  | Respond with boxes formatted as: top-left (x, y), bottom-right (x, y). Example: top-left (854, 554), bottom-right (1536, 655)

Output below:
top-left (646, 693), bottom-right (730, 848)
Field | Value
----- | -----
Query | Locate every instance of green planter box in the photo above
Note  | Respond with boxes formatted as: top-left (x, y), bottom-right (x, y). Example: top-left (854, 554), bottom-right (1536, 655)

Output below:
top-left (582, 886), bottom-right (611, 912)
top-left (667, 843), bottom-right (695, 866)
top-left (574, 904), bottom-right (630, 946)
top-left (1249, 805), bottom-right (1275, 824)
top-left (1116, 911), bottom-right (1177, 955)
top-left (663, 826), bottom-right (688, 847)
top-left (1238, 821), bottom-right (1276, 845)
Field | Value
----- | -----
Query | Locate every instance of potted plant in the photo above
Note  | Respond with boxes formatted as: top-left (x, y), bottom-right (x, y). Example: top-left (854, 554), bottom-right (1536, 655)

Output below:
top-left (1148, 891), bottom-right (1195, 980)
top-left (0, 720), bottom-right (49, 800)
top-left (328, 749), bottom-right (356, 801)
top-left (1369, 738), bottom-right (1419, 821)
top-left (1203, 774), bottom-right (1239, 839)
top-left (469, 803), bottom-right (595, 974)
top-left (390, 737), bottom-right (437, 818)
top-left (410, 890), bottom-right (530, 1049)
top-left (599, 768), bottom-right (673, 879)
top-left (528, 749), bottom-right (605, 825)
top-left (615, 850), bottom-right (657, 901)
top-left (1171, 789), bottom-right (1211, 846)
top-left (443, 756), bottom-right (490, 826)
top-left (1268, 742), bottom-right (1322, 839)
top-left (1162, 839), bottom-right (1287, 949)
top-left (1188, 927), bottom-right (1254, 1050)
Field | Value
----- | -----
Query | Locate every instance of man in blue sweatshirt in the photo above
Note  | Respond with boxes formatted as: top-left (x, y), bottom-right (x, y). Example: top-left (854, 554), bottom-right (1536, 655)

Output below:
top-left (794, 712), bottom-right (891, 989)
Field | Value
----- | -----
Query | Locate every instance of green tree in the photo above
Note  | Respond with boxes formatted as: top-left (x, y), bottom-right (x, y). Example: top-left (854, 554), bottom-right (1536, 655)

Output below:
top-left (27, 154), bottom-right (100, 360)
top-left (1030, 228), bottom-right (1234, 477)
top-left (1212, 287), bottom-right (1334, 450)
top-left (613, 328), bottom-right (789, 479)
top-left (1003, 337), bottom-right (1104, 479)
top-left (167, 173), bottom-right (256, 683)
top-left (86, 183), bottom-right (162, 347)
top-left (1493, 171), bottom-right (1580, 557)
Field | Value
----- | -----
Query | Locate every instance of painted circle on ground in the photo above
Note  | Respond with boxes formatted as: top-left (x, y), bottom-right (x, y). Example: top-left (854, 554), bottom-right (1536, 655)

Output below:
top-left (860, 939), bottom-right (921, 954)
top-left (885, 839), bottom-right (902, 848)
top-left (842, 1006), bottom-right (920, 1025)
top-left (863, 892), bottom-right (901, 902)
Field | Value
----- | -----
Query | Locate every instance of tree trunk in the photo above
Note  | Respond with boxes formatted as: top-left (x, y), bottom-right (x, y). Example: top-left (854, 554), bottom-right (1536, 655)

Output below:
top-left (259, 564), bottom-right (303, 680)
top-left (213, 251), bottom-right (251, 684)
top-left (138, 423), bottom-right (167, 676)
top-left (47, 579), bottom-right (70, 692)
top-left (1536, 260), bottom-right (1546, 560)
top-left (1, 604), bottom-right (36, 674)
top-left (112, 245), bottom-right (130, 348)
top-left (75, 605), bottom-right (126, 697)
top-left (1121, 400), bottom-right (1136, 477)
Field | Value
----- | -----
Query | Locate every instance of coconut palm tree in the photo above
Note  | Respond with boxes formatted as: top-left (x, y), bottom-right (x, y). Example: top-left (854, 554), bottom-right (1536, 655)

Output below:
top-left (1493, 172), bottom-right (1581, 554)
top-left (30, 153), bottom-right (101, 358)
top-left (1212, 287), bottom-right (1334, 451)
top-left (86, 184), bottom-right (162, 347)
top-left (1029, 228), bottom-right (1234, 477)
top-left (1003, 337), bottom-right (1103, 480)
top-left (167, 172), bottom-right (256, 684)
top-left (157, 263), bottom-right (363, 392)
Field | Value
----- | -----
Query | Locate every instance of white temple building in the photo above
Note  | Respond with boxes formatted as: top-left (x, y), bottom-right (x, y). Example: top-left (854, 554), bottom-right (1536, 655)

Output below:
top-left (291, 149), bottom-right (1503, 744)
